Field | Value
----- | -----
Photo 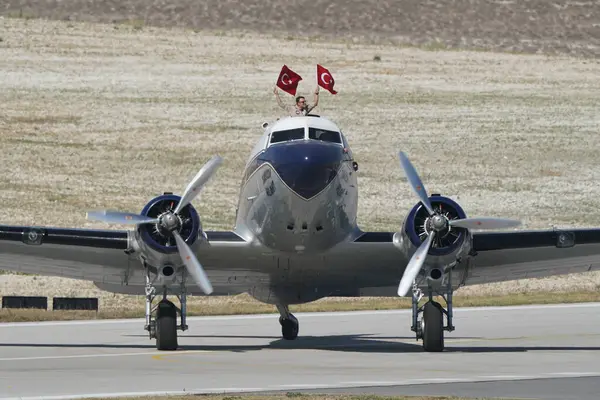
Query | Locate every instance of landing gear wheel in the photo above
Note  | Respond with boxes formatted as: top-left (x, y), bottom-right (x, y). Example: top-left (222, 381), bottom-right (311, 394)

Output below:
top-left (156, 299), bottom-right (178, 351)
top-left (279, 314), bottom-right (299, 340)
top-left (422, 301), bottom-right (444, 352)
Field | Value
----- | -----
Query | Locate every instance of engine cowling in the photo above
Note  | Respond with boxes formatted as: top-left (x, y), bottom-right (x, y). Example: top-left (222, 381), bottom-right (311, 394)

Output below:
top-left (396, 195), bottom-right (472, 271)
top-left (392, 151), bottom-right (521, 297)
top-left (85, 155), bottom-right (222, 295)
top-left (137, 193), bottom-right (203, 255)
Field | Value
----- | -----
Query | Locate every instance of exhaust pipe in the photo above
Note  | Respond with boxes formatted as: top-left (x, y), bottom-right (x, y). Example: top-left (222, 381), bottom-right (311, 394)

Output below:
top-left (158, 264), bottom-right (177, 283)
top-left (428, 267), bottom-right (443, 282)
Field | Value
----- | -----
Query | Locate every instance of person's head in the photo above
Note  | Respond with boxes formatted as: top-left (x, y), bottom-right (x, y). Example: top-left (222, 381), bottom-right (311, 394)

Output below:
top-left (295, 96), bottom-right (306, 110)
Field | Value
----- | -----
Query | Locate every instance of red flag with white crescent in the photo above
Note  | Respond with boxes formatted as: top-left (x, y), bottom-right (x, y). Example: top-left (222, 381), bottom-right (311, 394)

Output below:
top-left (276, 65), bottom-right (302, 96)
top-left (316, 64), bottom-right (337, 94)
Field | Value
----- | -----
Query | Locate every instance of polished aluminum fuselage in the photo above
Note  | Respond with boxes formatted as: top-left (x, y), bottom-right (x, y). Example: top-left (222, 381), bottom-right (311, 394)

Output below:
top-left (235, 147), bottom-right (359, 254)
top-left (234, 116), bottom-right (360, 253)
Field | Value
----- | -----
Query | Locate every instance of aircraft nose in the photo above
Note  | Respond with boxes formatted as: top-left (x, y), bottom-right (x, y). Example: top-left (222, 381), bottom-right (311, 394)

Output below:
top-left (259, 141), bottom-right (344, 199)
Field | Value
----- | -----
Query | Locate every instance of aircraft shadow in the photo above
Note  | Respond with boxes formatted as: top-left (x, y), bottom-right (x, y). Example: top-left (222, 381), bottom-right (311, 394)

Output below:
top-left (122, 333), bottom-right (478, 340)
top-left (0, 334), bottom-right (422, 353)
top-left (2, 333), bottom-right (600, 354)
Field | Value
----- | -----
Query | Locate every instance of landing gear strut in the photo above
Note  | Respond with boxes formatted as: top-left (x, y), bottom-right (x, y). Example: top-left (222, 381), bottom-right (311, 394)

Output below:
top-left (277, 304), bottom-right (299, 340)
top-left (411, 270), bottom-right (455, 352)
top-left (144, 266), bottom-right (188, 351)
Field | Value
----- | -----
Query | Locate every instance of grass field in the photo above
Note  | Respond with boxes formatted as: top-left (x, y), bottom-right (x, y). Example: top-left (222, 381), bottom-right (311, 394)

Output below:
top-left (1, 16), bottom-right (600, 320)
top-left (2, 289), bottom-right (600, 323)
top-left (3, 0), bottom-right (600, 58)
top-left (85, 395), bottom-right (523, 400)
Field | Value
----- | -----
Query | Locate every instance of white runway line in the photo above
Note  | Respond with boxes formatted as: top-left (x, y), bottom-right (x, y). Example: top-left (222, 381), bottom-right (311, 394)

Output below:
top-left (0, 349), bottom-right (211, 362)
top-left (3, 371), bottom-right (600, 400)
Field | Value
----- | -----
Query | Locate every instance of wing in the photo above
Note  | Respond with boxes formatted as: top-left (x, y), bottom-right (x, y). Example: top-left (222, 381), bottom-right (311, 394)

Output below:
top-left (467, 228), bottom-right (600, 285)
top-left (0, 224), bottom-right (259, 295)
top-left (0, 225), bottom-right (132, 283)
top-left (322, 228), bottom-right (600, 297)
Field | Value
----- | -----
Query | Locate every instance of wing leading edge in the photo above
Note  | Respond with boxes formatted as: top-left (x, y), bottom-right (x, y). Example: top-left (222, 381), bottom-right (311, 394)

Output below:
top-left (0, 224), bottom-right (133, 283)
top-left (2, 223), bottom-right (600, 293)
top-left (352, 228), bottom-right (600, 287)
top-left (0, 225), bottom-right (251, 289)
top-left (467, 228), bottom-right (600, 285)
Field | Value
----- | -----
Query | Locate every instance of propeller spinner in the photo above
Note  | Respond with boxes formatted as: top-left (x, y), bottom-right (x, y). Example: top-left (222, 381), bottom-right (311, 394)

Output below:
top-left (395, 151), bottom-right (521, 297)
top-left (86, 155), bottom-right (223, 295)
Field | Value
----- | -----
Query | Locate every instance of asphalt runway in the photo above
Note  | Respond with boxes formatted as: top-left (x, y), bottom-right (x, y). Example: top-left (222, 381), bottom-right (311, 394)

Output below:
top-left (1, 303), bottom-right (600, 400)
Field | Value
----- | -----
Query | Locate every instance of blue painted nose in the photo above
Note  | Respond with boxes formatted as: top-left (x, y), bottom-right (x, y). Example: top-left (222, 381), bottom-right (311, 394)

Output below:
top-left (259, 141), bottom-right (343, 199)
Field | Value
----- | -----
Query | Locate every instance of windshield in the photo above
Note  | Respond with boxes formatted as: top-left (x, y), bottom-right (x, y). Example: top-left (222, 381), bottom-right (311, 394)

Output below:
top-left (270, 128), bottom-right (305, 144)
top-left (258, 141), bottom-right (344, 199)
top-left (308, 127), bottom-right (341, 144)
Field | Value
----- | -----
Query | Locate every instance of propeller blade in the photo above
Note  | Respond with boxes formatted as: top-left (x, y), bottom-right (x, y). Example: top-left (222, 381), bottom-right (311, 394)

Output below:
top-left (397, 231), bottom-right (436, 297)
top-left (174, 155), bottom-right (223, 214)
top-left (172, 230), bottom-right (213, 295)
top-left (449, 217), bottom-right (521, 230)
top-left (398, 151), bottom-right (435, 216)
top-left (86, 210), bottom-right (158, 225)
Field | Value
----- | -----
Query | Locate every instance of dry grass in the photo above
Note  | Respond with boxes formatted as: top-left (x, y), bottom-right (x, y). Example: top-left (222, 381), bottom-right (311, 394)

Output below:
top-left (1, 17), bottom-right (600, 318)
top-left (2, 274), bottom-right (600, 322)
top-left (3, 290), bottom-right (600, 323)
top-left (2, 0), bottom-right (600, 58)
top-left (88, 395), bottom-right (515, 400)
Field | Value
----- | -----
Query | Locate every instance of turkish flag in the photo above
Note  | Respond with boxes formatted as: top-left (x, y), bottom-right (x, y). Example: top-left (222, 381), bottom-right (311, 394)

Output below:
top-left (316, 64), bottom-right (338, 94)
top-left (276, 65), bottom-right (302, 96)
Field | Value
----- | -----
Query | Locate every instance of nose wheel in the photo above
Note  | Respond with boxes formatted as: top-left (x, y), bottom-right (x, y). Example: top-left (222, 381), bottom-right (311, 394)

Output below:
top-left (277, 304), bottom-right (299, 340)
top-left (280, 314), bottom-right (299, 340)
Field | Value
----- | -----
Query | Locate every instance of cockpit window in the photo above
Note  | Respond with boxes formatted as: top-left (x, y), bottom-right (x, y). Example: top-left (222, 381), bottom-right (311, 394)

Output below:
top-left (270, 128), bottom-right (305, 144)
top-left (308, 128), bottom-right (341, 144)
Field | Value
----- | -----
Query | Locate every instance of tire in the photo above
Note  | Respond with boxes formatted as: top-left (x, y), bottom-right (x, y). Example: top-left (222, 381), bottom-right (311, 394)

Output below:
top-left (156, 300), bottom-right (178, 351)
top-left (280, 315), bottom-right (299, 340)
top-left (422, 301), bottom-right (444, 352)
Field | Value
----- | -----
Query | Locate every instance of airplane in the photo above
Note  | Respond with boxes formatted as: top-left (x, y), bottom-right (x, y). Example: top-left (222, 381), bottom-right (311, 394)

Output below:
top-left (1, 113), bottom-right (600, 353)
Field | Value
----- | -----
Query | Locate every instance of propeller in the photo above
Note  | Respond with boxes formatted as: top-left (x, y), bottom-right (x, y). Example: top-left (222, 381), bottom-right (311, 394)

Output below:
top-left (86, 155), bottom-right (223, 295)
top-left (172, 230), bottom-right (213, 295)
top-left (397, 231), bottom-right (436, 297)
top-left (396, 151), bottom-right (521, 297)
top-left (85, 211), bottom-right (158, 225)
top-left (173, 155), bottom-right (223, 215)
top-left (398, 152), bottom-right (435, 216)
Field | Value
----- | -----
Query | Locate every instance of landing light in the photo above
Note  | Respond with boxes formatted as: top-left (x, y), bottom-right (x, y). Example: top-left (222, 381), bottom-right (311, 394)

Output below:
top-left (555, 231), bottom-right (575, 248)
top-left (22, 228), bottom-right (44, 245)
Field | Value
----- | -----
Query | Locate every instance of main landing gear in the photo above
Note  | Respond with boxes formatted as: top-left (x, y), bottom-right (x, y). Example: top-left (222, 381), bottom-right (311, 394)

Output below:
top-left (144, 267), bottom-right (188, 351)
top-left (410, 270), bottom-right (455, 352)
top-left (277, 304), bottom-right (299, 340)
top-left (143, 263), bottom-right (302, 349)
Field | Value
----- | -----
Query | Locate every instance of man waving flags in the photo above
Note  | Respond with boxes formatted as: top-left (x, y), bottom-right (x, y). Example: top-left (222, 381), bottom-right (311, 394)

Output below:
top-left (273, 64), bottom-right (338, 117)
top-left (276, 65), bottom-right (302, 96)
top-left (316, 64), bottom-right (338, 95)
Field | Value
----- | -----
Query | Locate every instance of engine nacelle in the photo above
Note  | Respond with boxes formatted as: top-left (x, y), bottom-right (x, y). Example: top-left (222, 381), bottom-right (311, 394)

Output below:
top-left (135, 193), bottom-right (204, 268)
top-left (396, 195), bottom-right (472, 272)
